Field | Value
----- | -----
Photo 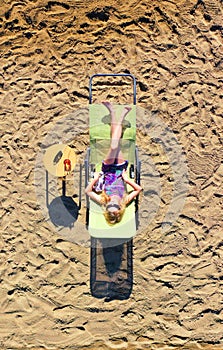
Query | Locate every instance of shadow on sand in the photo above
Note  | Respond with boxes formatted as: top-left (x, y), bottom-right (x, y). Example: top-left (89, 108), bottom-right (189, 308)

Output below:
top-left (48, 195), bottom-right (79, 228)
top-left (90, 237), bottom-right (133, 301)
top-left (46, 170), bottom-right (80, 228)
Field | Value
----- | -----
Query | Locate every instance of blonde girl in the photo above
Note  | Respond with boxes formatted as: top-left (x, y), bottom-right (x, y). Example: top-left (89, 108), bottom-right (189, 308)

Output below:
top-left (85, 102), bottom-right (142, 225)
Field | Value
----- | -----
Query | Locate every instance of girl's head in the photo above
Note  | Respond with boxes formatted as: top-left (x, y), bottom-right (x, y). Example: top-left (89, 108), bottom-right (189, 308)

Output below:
top-left (104, 204), bottom-right (125, 225)
top-left (100, 191), bottom-right (126, 225)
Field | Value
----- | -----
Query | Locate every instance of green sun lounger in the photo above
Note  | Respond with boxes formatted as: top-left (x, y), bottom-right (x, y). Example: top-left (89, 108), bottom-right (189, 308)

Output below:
top-left (85, 74), bottom-right (141, 239)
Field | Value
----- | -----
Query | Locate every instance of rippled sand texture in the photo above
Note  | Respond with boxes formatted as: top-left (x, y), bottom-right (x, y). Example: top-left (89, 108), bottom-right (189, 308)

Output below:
top-left (1, 0), bottom-right (223, 349)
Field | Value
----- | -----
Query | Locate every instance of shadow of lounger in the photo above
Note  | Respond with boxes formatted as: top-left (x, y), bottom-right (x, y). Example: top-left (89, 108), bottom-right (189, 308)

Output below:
top-left (90, 237), bottom-right (133, 301)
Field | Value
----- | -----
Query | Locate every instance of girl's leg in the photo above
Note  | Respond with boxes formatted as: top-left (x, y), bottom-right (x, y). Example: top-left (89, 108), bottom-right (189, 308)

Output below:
top-left (109, 106), bottom-right (132, 163)
top-left (103, 102), bottom-right (131, 164)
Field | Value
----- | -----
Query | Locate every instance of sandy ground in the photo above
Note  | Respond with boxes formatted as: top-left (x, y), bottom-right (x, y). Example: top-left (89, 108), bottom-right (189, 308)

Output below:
top-left (0, 0), bottom-right (223, 349)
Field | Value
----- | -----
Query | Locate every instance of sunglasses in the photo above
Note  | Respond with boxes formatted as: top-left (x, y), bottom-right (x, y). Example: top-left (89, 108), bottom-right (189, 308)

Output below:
top-left (106, 203), bottom-right (120, 210)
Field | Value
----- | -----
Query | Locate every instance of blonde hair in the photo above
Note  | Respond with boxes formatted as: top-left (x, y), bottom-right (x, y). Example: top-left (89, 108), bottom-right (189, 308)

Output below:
top-left (100, 190), bottom-right (126, 225)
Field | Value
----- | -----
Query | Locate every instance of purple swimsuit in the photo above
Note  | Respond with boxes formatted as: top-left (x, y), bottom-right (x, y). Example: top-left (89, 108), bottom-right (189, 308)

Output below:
top-left (102, 160), bottom-right (128, 198)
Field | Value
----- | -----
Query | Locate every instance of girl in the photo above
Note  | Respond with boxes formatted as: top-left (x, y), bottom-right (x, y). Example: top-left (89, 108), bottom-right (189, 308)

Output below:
top-left (85, 102), bottom-right (142, 225)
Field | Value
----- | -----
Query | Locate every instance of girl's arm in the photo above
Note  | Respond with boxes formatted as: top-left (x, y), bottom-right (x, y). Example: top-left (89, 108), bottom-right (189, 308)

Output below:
top-left (122, 170), bottom-right (142, 204)
top-left (85, 173), bottom-right (102, 204)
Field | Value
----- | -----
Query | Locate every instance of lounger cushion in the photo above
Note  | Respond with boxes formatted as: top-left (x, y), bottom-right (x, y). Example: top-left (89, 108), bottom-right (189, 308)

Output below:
top-left (88, 103), bottom-right (137, 239)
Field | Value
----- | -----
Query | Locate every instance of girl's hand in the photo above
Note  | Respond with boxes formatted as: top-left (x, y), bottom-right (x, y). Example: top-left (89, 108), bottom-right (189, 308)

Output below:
top-left (122, 169), bottom-right (128, 181)
top-left (93, 172), bottom-right (100, 180)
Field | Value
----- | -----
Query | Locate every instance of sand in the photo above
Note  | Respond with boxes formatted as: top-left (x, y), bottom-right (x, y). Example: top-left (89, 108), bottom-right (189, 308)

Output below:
top-left (0, 0), bottom-right (223, 349)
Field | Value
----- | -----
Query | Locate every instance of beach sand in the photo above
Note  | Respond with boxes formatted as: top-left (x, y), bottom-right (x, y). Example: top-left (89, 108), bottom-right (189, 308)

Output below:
top-left (0, 0), bottom-right (223, 349)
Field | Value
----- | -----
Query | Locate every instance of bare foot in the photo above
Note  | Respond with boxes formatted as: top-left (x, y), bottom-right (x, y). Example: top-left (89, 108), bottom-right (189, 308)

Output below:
top-left (119, 105), bottom-right (132, 124)
top-left (102, 101), bottom-right (114, 113)
top-left (123, 106), bottom-right (132, 113)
